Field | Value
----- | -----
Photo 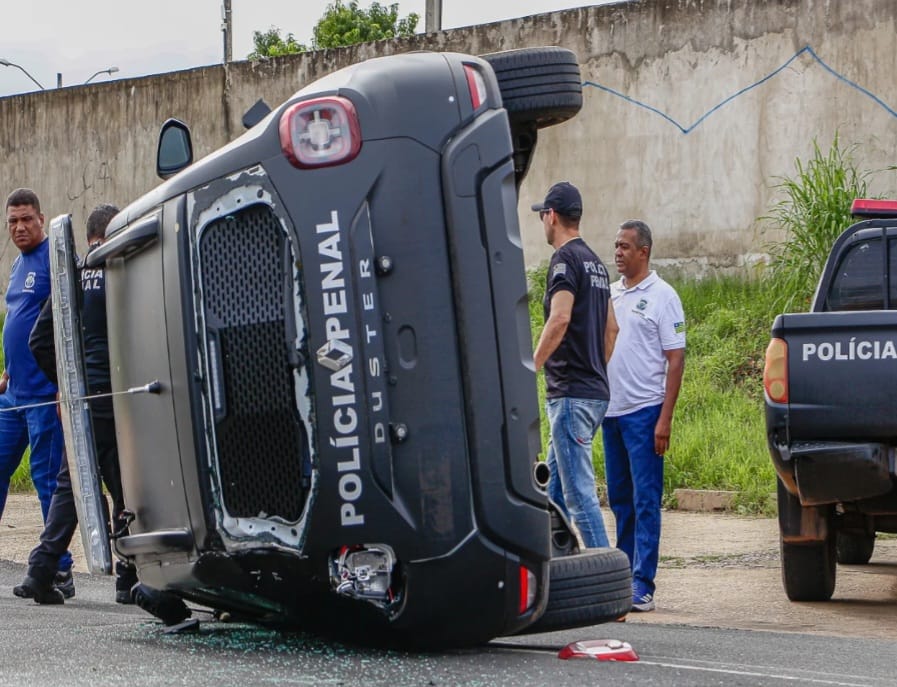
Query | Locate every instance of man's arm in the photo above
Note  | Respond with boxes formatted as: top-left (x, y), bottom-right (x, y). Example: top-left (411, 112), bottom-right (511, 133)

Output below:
top-left (534, 290), bottom-right (574, 371)
top-left (604, 297), bottom-right (619, 363)
top-left (654, 347), bottom-right (685, 456)
top-left (29, 298), bottom-right (58, 387)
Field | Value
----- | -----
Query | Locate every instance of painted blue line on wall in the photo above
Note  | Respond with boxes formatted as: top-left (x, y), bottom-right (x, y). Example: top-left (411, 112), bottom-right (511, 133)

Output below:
top-left (582, 46), bottom-right (897, 134)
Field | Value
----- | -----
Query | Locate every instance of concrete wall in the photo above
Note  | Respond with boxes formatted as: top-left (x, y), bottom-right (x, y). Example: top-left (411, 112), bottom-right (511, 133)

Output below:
top-left (1, 0), bottom-right (895, 288)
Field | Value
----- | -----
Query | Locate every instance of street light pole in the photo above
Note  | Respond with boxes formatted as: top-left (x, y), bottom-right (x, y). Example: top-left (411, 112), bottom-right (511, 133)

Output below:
top-left (0, 58), bottom-right (45, 91)
top-left (84, 67), bottom-right (119, 84)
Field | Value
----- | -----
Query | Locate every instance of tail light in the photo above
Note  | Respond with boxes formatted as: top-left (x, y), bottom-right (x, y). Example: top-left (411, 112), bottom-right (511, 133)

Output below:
top-left (764, 338), bottom-right (788, 403)
top-left (279, 96), bottom-right (361, 169)
top-left (463, 64), bottom-right (487, 110)
top-left (518, 565), bottom-right (537, 614)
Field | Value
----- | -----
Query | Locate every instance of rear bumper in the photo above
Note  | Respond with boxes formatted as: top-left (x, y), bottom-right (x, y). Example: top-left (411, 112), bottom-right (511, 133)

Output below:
top-left (769, 438), bottom-right (895, 505)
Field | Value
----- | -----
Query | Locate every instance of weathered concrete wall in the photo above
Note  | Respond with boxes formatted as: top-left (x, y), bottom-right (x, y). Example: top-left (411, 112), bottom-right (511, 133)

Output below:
top-left (1, 0), bottom-right (895, 289)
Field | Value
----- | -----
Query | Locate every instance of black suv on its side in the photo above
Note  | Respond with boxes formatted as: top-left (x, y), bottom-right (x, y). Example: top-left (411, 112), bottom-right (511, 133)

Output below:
top-left (54, 47), bottom-right (631, 647)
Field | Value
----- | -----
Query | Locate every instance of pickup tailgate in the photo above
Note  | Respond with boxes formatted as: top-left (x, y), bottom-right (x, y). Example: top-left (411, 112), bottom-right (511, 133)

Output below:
top-left (773, 310), bottom-right (897, 441)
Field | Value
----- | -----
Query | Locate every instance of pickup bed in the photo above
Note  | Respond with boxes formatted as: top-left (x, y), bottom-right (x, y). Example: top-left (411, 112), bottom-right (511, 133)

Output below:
top-left (765, 200), bottom-right (897, 601)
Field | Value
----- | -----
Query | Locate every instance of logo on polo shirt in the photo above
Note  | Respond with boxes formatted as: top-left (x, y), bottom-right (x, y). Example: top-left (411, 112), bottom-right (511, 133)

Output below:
top-left (674, 321), bottom-right (686, 334)
top-left (636, 298), bottom-right (647, 310)
top-left (24, 272), bottom-right (36, 290)
top-left (552, 263), bottom-right (567, 278)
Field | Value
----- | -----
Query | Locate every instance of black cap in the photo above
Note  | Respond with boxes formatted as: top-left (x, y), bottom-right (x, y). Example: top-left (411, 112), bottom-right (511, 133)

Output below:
top-left (531, 181), bottom-right (582, 219)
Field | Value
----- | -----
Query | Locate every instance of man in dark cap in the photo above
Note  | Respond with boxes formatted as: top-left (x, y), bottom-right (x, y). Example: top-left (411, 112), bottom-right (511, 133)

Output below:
top-left (532, 181), bottom-right (618, 549)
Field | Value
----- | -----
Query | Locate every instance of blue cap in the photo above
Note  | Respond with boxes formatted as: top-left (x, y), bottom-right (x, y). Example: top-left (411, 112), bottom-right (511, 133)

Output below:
top-left (531, 181), bottom-right (582, 219)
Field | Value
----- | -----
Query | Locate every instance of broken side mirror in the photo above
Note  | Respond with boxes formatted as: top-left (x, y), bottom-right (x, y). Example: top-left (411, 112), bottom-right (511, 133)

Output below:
top-left (156, 118), bottom-right (193, 180)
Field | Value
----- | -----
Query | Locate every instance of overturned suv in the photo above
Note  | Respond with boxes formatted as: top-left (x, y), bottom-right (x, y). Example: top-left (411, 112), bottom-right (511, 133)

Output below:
top-left (54, 47), bottom-right (631, 646)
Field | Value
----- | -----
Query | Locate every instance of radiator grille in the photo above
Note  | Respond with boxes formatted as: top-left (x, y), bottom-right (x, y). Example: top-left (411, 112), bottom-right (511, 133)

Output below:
top-left (199, 204), bottom-right (307, 522)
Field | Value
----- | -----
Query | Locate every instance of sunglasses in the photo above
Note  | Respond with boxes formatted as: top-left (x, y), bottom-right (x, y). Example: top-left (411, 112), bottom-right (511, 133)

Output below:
top-left (539, 208), bottom-right (552, 220)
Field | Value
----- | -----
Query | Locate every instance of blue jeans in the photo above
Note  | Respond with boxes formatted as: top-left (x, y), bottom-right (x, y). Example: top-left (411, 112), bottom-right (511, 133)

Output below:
top-left (0, 391), bottom-right (73, 572)
top-left (602, 404), bottom-right (664, 595)
top-left (545, 397), bottom-right (609, 548)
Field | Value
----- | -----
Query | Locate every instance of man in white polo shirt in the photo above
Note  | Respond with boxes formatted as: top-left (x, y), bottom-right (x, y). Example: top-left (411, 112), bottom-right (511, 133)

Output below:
top-left (602, 219), bottom-right (685, 612)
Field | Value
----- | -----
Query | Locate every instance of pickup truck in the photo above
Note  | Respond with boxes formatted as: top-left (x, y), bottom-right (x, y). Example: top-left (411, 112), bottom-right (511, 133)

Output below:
top-left (764, 199), bottom-right (897, 601)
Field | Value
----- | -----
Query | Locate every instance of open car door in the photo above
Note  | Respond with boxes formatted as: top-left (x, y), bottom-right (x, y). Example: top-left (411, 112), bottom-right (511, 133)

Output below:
top-left (48, 214), bottom-right (112, 574)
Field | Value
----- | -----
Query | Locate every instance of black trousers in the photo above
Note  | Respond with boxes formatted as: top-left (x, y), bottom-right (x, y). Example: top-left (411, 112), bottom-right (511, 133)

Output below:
top-left (27, 416), bottom-right (134, 586)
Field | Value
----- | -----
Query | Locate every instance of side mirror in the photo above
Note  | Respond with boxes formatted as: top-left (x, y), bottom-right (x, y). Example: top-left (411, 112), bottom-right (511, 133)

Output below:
top-left (156, 118), bottom-right (193, 180)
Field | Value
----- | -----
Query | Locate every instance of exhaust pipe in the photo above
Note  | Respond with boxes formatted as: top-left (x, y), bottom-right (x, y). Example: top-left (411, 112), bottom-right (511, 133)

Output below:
top-left (533, 461), bottom-right (550, 489)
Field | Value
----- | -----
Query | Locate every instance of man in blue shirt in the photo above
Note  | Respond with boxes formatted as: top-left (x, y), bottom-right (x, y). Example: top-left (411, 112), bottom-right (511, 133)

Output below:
top-left (0, 188), bottom-right (73, 596)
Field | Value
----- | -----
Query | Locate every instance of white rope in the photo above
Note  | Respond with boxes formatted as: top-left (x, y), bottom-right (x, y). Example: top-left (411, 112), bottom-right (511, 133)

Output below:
top-left (0, 380), bottom-right (162, 412)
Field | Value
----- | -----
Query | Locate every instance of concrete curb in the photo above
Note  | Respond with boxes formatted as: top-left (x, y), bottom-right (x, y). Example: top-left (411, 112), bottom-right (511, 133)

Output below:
top-left (673, 488), bottom-right (737, 512)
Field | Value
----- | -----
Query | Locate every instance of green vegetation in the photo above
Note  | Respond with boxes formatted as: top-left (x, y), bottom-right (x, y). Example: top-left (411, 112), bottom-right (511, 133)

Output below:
top-left (248, 1), bottom-right (419, 59)
top-left (761, 134), bottom-right (872, 313)
top-left (528, 267), bottom-right (776, 515)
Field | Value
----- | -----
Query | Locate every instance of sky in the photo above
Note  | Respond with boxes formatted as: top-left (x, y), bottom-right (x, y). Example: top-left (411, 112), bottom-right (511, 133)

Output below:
top-left (0, 0), bottom-right (607, 97)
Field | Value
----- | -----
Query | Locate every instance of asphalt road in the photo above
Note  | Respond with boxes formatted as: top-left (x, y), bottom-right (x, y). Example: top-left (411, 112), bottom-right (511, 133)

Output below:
top-left (3, 496), bottom-right (897, 685)
top-left (0, 559), bottom-right (895, 687)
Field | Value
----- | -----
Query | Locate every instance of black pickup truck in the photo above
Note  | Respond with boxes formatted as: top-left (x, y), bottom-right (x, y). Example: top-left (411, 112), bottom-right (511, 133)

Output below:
top-left (764, 199), bottom-right (897, 601)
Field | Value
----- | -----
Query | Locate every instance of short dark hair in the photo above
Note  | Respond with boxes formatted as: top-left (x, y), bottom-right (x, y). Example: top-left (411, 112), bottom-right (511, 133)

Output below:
top-left (86, 204), bottom-right (119, 241)
top-left (620, 219), bottom-right (653, 255)
top-left (6, 188), bottom-right (41, 213)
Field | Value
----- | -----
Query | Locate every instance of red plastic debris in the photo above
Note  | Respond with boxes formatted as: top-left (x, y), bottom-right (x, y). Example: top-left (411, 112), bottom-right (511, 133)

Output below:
top-left (557, 639), bottom-right (639, 662)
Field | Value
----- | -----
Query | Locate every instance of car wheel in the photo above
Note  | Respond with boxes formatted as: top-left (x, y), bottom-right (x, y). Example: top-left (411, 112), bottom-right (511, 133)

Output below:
top-left (836, 530), bottom-right (875, 565)
top-left (780, 533), bottom-right (836, 601)
top-left (480, 46), bottom-right (583, 128)
top-left (517, 548), bottom-right (632, 635)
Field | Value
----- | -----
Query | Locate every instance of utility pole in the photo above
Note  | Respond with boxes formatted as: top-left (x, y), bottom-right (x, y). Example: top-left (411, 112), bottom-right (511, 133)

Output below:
top-left (222, 0), bottom-right (233, 64)
top-left (425, 0), bottom-right (442, 33)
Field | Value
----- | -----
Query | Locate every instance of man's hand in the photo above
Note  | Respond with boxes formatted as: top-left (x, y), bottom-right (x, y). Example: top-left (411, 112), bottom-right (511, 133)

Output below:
top-left (0, 371), bottom-right (9, 395)
top-left (654, 416), bottom-right (671, 456)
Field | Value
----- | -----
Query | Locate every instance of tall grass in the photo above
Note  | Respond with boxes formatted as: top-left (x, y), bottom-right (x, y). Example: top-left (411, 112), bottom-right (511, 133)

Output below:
top-left (761, 134), bottom-right (871, 313)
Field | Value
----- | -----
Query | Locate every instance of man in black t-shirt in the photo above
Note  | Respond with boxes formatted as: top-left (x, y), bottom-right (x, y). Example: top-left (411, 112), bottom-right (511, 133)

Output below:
top-left (532, 182), bottom-right (618, 548)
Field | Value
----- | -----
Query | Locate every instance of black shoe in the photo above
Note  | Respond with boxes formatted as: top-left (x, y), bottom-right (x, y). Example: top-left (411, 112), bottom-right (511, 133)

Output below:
top-left (13, 575), bottom-right (65, 605)
top-left (115, 561), bottom-right (138, 604)
top-left (54, 570), bottom-right (76, 599)
top-left (132, 584), bottom-right (191, 626)
top-left (115, 588), bottom-right (135, 605)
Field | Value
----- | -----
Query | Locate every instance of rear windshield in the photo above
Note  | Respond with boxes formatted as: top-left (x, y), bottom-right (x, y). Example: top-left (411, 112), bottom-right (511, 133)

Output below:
top-left (822, 237), bottom-right (897, 311)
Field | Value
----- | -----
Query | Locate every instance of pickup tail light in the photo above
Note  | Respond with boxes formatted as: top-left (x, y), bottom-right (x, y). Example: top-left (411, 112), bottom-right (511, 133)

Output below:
top-left (850, 198), bottom-right (897, 218)
top-left (279, 96), bottom-right (361, 169)
top-left (464, 64), bottom-right (487, 110)
top-left (764, 338), bottom-right (788, 403)
top-left (518, 565), bottom-right (537, 614)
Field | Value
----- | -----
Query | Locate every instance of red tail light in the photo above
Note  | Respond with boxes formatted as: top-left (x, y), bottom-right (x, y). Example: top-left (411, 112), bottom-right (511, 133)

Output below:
top-left (463, 64), bottom-right (487, 110)
top-left (764, 338), bottom-right (788, 403)
top-left (279, 96), bottom-right (361, 169)
top-left (518, 565), bottom-right (537, 614)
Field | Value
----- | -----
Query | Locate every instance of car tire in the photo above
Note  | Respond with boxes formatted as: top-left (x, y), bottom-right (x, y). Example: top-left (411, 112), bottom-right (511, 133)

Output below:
top-left (780, 534), bottom-right (836, 601)
top-left (480, 46), bottom-right (583, 128)
top-left (517, 548), bottom-right (632, 635)
top-left (836, 530), bottom-right (875, 565)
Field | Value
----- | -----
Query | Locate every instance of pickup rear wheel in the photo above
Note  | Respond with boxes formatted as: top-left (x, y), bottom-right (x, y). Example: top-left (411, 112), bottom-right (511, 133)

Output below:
top-left (836, 530), bottom-right (875, 565)
top-left (780, 535), bottom-right (836, 601)
top-left (516, 548), bottom-right (632, 635)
